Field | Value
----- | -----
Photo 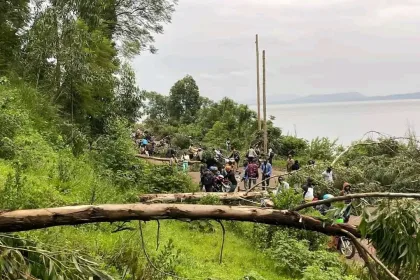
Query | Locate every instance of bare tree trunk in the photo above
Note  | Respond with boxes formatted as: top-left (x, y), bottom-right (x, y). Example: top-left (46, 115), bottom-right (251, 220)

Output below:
top-left (0, 204), bottom-right (360, 236)
top-left (293, 192), bottom-right (420, 211)
top-left (136, 154), bottom-right (201, 164)
top-left (139, 192), bottom-right (267, 204)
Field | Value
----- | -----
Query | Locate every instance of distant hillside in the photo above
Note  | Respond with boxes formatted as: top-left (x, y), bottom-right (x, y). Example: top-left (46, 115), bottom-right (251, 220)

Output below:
top-left (279, 92), bottom-right (420, 104)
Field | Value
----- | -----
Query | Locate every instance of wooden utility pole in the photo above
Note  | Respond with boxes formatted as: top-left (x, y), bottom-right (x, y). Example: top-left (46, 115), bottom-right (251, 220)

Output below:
top-left (256, 34), bottom-right (261, 130)
top-left (262, 50), bottom-right (268, 154)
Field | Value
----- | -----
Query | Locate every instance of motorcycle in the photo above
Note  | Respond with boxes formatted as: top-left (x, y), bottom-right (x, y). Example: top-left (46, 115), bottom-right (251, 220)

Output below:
top-left (336, 236), bottom-right (356, 259)
top-left (319, 204), bottom-right (356, 259)
top-left (213, 174), bottom-right (231, 192)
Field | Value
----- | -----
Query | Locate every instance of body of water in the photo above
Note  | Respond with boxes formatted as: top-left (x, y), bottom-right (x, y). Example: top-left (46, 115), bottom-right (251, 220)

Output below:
top-left (251, 99), bottom-right (420, 145)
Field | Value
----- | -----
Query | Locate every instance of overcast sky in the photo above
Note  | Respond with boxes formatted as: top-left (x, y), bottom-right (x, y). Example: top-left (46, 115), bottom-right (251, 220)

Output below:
top-left (132, 0), bottom-right (420, 103)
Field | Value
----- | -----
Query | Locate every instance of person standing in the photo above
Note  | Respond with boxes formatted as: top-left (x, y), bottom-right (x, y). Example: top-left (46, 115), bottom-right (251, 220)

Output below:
top-left (261, 159), bottom-right (272, 190)
top-left (339, 182), bottom-right (352, 204)
top-left (224, 165), bottom-right (238, 192)
top-left (302, 177), bottom-right (315, 202)
top-left (286, 154), bottom-right (295, 172)
top-left (226, 138), bottom-right (231, 152)
top-left (181, 152), bottom-right (189, 172)
top-left (197, 148), bottom-right (204, 162)
top-left (274, 176), bottom-right (290, 195)
top-left (268, 148), bottom-right (275, 165)
top-left (246, 146), bottom-right (257, 162)
top-left (245, 159), bottom-right (259, 189)
top-left (201, 168), bottom-right (215, 192)
top-left (291, 160), bottom-right (300, 171)
top-left (322, 167), bottom-right (334, 183)
top-left (230, 148), bottom-right (240, 171)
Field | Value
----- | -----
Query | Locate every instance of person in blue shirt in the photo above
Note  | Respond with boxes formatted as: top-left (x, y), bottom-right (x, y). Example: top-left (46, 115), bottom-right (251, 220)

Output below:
top-left (261, 159), bottom-right (272, 190)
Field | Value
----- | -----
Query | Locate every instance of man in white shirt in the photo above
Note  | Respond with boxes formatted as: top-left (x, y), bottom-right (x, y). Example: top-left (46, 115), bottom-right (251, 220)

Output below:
top-left (273, 176), bottom-right (290, 195)
top-left (322, 167), bottom-right (333, 183)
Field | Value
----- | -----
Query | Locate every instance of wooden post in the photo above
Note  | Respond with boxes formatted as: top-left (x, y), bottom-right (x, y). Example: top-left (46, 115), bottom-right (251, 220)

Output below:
top-left (256, 34), bottom-right (261, 130)
top-left (262, 50), bottom-right (268, 154)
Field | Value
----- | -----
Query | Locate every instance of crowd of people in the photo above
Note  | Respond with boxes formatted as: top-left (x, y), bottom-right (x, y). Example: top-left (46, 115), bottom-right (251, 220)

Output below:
top-left (131, 132), bottom-right (354, 207)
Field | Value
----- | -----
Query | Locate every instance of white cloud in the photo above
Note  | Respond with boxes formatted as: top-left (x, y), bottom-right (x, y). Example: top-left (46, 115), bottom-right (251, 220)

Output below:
top-left (132, 0), bottom-right (420, 102)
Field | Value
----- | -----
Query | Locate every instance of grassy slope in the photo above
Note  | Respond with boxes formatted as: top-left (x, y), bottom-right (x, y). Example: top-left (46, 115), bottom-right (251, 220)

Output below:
top-left (0, 82), bottom-right (287, 279)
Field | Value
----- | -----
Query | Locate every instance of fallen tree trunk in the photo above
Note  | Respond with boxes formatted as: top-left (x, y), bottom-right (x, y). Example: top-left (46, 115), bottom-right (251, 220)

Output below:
top-left (0, 204), bottom-right (360, 237)
top-left (136, 154), bottom-right (201, 164)
top-left (139, 192), bottom-right (267, 203)
top-left (293, 192), bottom-right (420, 211)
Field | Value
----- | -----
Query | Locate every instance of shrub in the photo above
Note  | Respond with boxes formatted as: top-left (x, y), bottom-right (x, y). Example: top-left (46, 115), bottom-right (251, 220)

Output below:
top-left (278, 135), bottom-right (308, 157)
top-left (307, 137), bottom-right (338, 161)
top-left (172, 133), bottom-right (191, 149)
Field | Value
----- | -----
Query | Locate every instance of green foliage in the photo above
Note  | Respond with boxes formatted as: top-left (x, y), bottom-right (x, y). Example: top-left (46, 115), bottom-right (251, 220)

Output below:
top-left (113, 63), bottom-right (144, 123)
top-left (278, 135), bottom-right (308, 157)
top-left (139, 239), bottom-right (181, 279)
top-left (307, 137), bottom-right (338, 161)
top-left (172, 133), bottom-right (191, 149)
top-left (198, 195), bottom-right (222, 205)
top-left (0, 0), bottom-right (29, 72)
top-left (168, 75), bottom-right (201, 124)
top-left (269, 231), bottom-right (348, 279)
top-left (272, 188), bottom-right (302, 209)
top-left (143, 91), bottom-right (170, 123)
top-left (0, 234), bottom-right (112, 280)
top-left (359, 199), bottom-right (420, 278)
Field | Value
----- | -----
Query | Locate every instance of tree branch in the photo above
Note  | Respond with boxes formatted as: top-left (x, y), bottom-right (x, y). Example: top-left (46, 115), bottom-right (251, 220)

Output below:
top-left (292, 192), bottom-right (420, 211)
top-left (0, 204), bottom-right (360, 237)
top-left (340, 229), bottom-right (379, 280)
top-left (341, 229), bottom-right (399, 280)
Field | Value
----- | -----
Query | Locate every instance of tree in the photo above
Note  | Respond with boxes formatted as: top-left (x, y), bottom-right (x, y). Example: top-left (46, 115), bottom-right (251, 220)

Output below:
top-left (168, 75), bottom-right (201, 124)
top-left (110, 0), bottom-right (177, 57)
top-left (143, 91), bottom-right (170, 123)
top-left (0, 0), bottom-right (29, 73)
top-left (113, 63), bottom-right (143, 123)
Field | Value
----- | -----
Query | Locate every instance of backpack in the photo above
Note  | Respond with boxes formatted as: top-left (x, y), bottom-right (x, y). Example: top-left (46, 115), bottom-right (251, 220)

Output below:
top-left (247, 163), bottom-right (258, 178)
top-left (233, 151), bottom-right (240, 161)
top-left (202, 171), bottom-right (214, 186)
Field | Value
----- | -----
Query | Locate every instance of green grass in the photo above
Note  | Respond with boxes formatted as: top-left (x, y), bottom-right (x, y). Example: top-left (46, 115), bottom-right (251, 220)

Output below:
top-left (144, 221), bottom-right (288, 279)
top-left (27, 221), bottom-right (289, 280)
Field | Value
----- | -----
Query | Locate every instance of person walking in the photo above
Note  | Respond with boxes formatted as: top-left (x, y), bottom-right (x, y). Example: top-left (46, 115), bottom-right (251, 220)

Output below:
top-left (286, 154), bottom-right (295, 172)
top-left (261, 159), bottom-right (272, 190)
top-left (181, 152), bottom-right (189, 172)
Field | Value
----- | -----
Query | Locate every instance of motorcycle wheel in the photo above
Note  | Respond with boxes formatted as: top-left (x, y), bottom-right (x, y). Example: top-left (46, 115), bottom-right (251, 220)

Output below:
top-left (221, 182), bottom-right (231, 192)
top-left (338, 238), bottom-right (356, 259)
